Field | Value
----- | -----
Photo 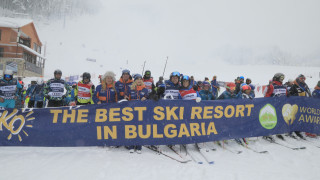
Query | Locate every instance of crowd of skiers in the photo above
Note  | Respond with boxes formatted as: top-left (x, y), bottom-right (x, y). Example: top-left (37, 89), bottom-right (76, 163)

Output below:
top-left (0, 69), bottom-right (319, 153)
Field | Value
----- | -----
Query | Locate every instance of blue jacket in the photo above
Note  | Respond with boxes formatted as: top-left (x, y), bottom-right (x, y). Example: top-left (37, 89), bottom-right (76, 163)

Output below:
top-left (163, 80), bottom-right (181, 99)
top-left (28, 84), bottom-right (45, 101)
top-left (217, 90), bottom-right (237, 100)
top-left (115, 78), bottom-right (133, 100)
top-left (199, 89), bottom-right (214, 100)
top-left (129, 85), bottom-right (149, 100)
top-left (0, 78), bottom-right (22, 100)
top-left (312, 88), bottom-right (320, 98)
top-left (93, 84), bottom-right (119, 104)
top-left (211, 80), bottom-right (219, 93)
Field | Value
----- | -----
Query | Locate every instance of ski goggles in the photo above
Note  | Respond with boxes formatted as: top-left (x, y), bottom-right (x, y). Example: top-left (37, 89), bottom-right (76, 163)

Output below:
top-left (171, 71), bottom-right (180, 77)
top-left (182, 75), bottom-right (189, 81)
top-left (145, 71), bottom-right (151, 75)
top-left (299, 77), bottom-right (306, 81)
top-left (4, 74), bottom-right (13, 79)
top-left (279, 76), bottom-right (285, 81)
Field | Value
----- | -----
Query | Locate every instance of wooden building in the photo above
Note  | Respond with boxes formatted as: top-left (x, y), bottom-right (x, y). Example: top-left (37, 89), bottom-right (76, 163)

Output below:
top-left (0, 17), bottom-right (45, 77)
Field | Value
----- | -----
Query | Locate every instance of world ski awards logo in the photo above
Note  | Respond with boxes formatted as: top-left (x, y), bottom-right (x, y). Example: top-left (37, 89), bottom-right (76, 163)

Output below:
top-left (0, 109), bottom-right (35, 142)
top-left (259, 104), bottom-right (277, 129)
top-left (282, 104), bottom-right (298, 125)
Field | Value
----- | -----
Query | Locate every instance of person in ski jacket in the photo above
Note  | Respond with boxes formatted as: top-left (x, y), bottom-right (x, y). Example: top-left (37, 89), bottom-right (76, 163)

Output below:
top-left (142, 70), bottom-right (155, 94)
top-left (75, 72), bottom-right (95, 105)
top-left (211, 75), bottom-right (220, 98)
top-left (190, 76), bottom-right (197, 86)
top-left (0, 70), bottom-right (22, 108)
top-left (312, 81), bottom-right (320, 98)
top-left (245, 78), bottom-right (255, 98)
top-left (179, 75), bottom-right (200, 100)
top-left (289, 74), bottom-right (311, 97)
top-left (156, 76), bottom-right (164, 88)
top-left (238, 85), bottom-right (254, 99)
top-left (265, 73), bottom-right (288, 97)
top-left (27, 78), bottom-right (45, 108)
top-left (199, 81), bottom-right (215, 100)
top-left (44, 69), bottom-right (72, 107)
top-left (284, 79), bottom-right (294, 91)
top-left (127, 74), bottom-right (149, 153)
top-left (115, 69), bottom-right (133, 100)
top-left (129, 74), bottom-right (149, 101)
top-left (235, 76), bottom-right (244, 94)
top-left (161, 71), bottom-right (181, 100)
top-left (218, 82), bottom-right (237, 100)
top-left (93, 71), bottom-right (118, 104)
top-left (25, 80), bottom-right (37, 108)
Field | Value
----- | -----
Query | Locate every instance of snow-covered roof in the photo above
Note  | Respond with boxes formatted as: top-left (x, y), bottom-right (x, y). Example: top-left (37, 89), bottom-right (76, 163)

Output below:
top-left (18, 43), bottom-right (46, 60)
top-left (0, 17), bottom-right (33, 28)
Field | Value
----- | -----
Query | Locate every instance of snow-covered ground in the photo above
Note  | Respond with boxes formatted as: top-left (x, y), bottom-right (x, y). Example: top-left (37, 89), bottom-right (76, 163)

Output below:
top-left (1, 1), bottom-right (320, 180)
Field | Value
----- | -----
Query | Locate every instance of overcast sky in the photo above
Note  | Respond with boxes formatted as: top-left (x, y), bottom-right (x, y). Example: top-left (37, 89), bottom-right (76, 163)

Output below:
top-left (42, 0), bottom-right (320, 80)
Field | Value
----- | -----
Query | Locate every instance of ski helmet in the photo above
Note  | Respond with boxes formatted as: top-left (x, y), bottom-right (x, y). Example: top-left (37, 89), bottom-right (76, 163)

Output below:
top-left (4, 70), bottom-right (13, 76)
top-left (241, 85), bottom-right (251, 91)
top-left (202, 81), bottom-right (210, 88)
top-left (246, 78), bottom-right (252, 84)
top-left (273, 73), bottom-right (285, 82)
top-left (317, 81), bottom-right (320, 87)
top-left (181, 75), bottom-right (190, 86)
top-left (226, 82), bottom-right (236, 91)
top-left (170, 71), bottom-right (180, 80)
top-left (296, 74), bottom-right (306, 82)
top-left (54, 69), bottom-right (62, 75)
top-left (82, 72), bottom-right (91, 80)
top-left (144, 70), bottom-right (151, 76)
top-left (37, 78), bottom-right (44, 84)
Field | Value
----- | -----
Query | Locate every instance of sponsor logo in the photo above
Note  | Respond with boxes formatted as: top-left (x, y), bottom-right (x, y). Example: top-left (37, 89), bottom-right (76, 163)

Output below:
top-left (0, 109), bottom-right (35, 142)
top-left (259, 104), bottom-right (277, 129)
top-left (282, 104), bottom-right (298, 125)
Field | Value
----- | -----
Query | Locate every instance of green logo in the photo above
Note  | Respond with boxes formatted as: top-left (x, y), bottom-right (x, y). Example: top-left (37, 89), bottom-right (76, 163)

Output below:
top-left (259, 104), bottom-right (277, 129)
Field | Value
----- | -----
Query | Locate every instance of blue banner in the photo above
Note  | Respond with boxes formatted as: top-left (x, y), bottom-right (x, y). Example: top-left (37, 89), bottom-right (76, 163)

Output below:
top-left (0, 97), bottom-right (319, 146)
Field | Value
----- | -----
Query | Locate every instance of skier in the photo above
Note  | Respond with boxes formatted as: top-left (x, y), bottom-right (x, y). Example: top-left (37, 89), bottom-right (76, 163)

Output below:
top-left (289, 74), bottom-right (311, 97)
top-left (156, 76), bottom-right (164, 88)
top-left (235, 76), bottom-right (244, 94)
top-left (284, 79), bottom-right (294, 91)
top-left (142, 70), bottom-right (155, 94)
top-left (217, 82), bottom-right (237, 100)
top-left (25, 80), bottom-right (37, 108)
top-left (93, 71), bottom-right (118, 104)
top-left (238, 85), bottom-right (254, 99)
top-left (190, 76), bottom-right (197, 86)
top-left (264, 73), bottom-right (287, 97)
top-left (0, 70), bottom-right (22, 108)
top-left (115, 69), bottom-right (133, 100)
top-left (28, 78), bottom-right (45, 108)
top-left (128, 74), bottom-right (149, 154)
top-left (160, 71), bottom-right (181, 99)
top-left (75, 72), bottom-right (95, 105)
top-left (245, 78), bottom-right (255, 98)
top-left (210, 75), bottom-right (220, 98)
top-left (44, 69), bottom-right (72, 107)
top-left (312, 81), bottom-right (320, 98)
top-left (179, 75), bottom-right (200, 100)
top-left (199, 81), bottom-right (215, 100)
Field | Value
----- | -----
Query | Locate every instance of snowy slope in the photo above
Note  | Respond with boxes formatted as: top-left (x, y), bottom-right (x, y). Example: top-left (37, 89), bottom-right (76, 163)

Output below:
top-left (1, 1), bottom-right (320, 180)
top-left (1, 139), bottom-right (320, 180)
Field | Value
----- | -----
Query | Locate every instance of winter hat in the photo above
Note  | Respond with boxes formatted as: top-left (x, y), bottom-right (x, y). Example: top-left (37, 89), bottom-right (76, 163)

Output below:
top-left (134, 74), bottom-right (142, 81)
top-left (102, 71), bottom-right (116, 81)
top-left (202, 81), bottom-right (210, 86)
top-left (317, 81), bottom-right (320, 87)
top-left (122, 69), bottom-right (130, 75)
